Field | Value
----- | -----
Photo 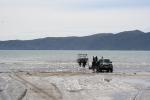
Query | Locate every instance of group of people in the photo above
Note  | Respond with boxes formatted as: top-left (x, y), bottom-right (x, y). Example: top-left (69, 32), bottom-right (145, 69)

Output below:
top-left (91, 56), bottom-right (103, 72)
top-left (78, 58), bottom-right (88, 67)
top-left (77, 55), bottom-right (104, 72)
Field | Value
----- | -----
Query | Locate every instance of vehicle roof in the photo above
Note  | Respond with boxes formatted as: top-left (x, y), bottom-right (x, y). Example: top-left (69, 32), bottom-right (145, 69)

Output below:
top-left (100, 59), bottom-right (110, 60)
top-left (78, 54), bottom-right (88, 57)
top-left (78, 54), bottom-right (87, 56)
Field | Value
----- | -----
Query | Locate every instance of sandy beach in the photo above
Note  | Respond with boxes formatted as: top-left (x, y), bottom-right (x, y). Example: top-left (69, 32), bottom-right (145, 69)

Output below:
top-left (1, 69), bottom-right (150, 100)
top-left (0, 50), bottom-right (150, 100)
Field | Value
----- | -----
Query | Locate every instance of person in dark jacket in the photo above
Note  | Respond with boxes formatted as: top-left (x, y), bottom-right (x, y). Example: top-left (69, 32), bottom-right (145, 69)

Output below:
top-left (92, 56), bottom-right (99, 72)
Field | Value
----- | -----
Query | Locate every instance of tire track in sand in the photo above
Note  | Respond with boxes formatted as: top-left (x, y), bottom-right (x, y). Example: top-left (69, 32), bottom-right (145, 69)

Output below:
top-left (11, 73), bottom-right (62, 100)
top-left (133, 88), bottom-right (150, 100)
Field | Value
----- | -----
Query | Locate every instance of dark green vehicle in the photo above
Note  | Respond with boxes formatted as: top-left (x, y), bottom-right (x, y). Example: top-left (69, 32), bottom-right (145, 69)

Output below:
top-left (96, 59), bottom-right (113, 73)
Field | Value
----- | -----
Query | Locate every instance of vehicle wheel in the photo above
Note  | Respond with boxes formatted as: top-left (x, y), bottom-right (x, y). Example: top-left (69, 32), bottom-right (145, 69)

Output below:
top-left (107, 69), bottom-right (109, 73)
top-left (110, 68), bottom-right (113, 73)
top-left (96, 69), bottom-right (100, 73)
top-left (97, 68), bottom-right (101, 73)
top-left (99, 69), bottom-right (102, 72)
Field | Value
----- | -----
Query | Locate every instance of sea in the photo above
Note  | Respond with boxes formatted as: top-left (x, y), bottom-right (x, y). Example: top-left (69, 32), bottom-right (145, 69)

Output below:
top-left (0, 50), bottom-right (150, 73)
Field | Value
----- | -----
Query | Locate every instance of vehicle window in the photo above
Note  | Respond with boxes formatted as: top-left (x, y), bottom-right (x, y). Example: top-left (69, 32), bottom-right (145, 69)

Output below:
top-left (104, 59), bottom-right (110, 63)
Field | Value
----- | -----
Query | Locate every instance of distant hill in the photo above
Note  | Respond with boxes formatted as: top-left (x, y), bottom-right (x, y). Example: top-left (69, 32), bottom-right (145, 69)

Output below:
top-left (0, 30), bottom-right (150, 50)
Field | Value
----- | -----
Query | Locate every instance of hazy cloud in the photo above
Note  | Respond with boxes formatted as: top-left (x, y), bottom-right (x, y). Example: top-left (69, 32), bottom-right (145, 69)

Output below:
top-left (0, 0), bottom-right (150, 40)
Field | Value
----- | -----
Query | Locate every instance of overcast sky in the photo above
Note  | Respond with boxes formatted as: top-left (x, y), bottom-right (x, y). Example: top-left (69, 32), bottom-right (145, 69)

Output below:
top-left (0, 0), bottom-right (150, 40)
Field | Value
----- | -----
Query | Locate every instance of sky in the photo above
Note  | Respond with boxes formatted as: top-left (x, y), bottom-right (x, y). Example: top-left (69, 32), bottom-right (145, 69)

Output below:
top-left (0, 0), bottom-right (150, 40)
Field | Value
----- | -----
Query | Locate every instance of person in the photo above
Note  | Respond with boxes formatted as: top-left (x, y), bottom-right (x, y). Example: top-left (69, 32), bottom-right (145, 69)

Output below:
top-left (93, 56), bottom-right (95, 61)
top-left (101, 56), bottom-right (104, 64)
top-left (95, 59), bottom-right (100, 72)
top-left (92, 58), bottom-right (95, 70)
top-left (95, 56), bottom-right (98, 62)
top-left (79, 60), bottom-right (82, 67)
top-left (92, 56), bottom-right (98, 72)
top-left (82, 59), bottom-right (87, 67)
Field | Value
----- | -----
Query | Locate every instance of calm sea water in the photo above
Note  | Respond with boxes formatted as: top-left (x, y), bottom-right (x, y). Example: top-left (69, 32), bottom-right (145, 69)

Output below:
top-left (0, 50), bottom-right (150, 72)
